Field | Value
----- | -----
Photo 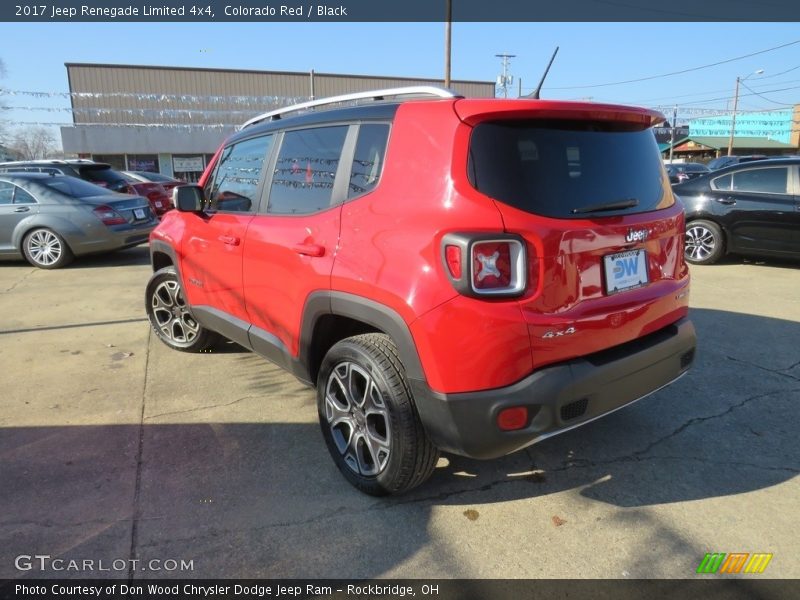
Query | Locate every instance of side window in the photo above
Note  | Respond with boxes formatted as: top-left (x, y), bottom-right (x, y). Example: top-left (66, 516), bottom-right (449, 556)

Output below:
top-left (14, 187), bottom-right (37, 204)
top-left (268, 126), bottom-right (348, 215)
top-left (731, 167), bottom-right (788, 194)
top-left (205, 135), bottom-right (273, 213)
top-left (711, 174), bottom-right (732, 191)
top-left (348, 124), bottom-right (390, 199)
top-left (0, 182), bottom-right (13, 204)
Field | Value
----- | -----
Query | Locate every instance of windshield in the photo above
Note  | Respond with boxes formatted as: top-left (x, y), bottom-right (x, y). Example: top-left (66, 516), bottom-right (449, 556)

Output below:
top-left (468, 120), bottom-right (671, 218)
top-left (37, 176), bottom-right (118, 198)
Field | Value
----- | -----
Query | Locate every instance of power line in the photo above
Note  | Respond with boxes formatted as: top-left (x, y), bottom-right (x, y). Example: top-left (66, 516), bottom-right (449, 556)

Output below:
top-left (739, 81), bottom-right (798, 107)
top-left (545, 38), bottom-right (800, 90)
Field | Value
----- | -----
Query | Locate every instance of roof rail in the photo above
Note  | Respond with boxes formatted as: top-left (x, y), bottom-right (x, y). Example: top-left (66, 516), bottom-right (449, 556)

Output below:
top-left (241, 86), bottom-right (461, 129)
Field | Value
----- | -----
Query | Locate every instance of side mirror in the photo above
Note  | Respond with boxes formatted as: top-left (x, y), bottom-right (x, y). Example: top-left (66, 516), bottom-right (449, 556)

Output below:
top-left (174, 185), bottom-right (204, 212)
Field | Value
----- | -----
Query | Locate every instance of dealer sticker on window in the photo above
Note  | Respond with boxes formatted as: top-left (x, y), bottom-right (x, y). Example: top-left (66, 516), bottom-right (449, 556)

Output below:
top-left (603, 249), bottom-right (648, 294)
top-left (133, 208), bottom-right (146, 220)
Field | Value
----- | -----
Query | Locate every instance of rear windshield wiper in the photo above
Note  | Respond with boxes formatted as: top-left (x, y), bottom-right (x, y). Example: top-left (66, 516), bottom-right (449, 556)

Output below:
top-left (571, 198), bottom-right (639, 215)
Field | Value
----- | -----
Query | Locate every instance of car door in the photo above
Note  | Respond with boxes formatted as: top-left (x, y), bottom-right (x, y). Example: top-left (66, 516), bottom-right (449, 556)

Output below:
top-left (179, 135), bottom-right (273, 345)
top-left (242, 124), bottom-right (353, 361)
top-left (709, 165), bottom-right (799, 255)
top-left (0, 181), bottom-right (38, 254)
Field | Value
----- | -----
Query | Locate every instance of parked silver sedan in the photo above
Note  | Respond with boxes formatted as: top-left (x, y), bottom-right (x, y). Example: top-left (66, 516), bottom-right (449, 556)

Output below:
top-left (0, 173), bottom-right (158, 269)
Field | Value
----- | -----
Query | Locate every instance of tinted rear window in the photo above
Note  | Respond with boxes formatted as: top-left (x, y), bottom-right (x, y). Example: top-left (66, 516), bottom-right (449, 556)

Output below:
top-left (38, 176), bottom-right (113, 198)
top-left (468, 120), bottom-right (670, 218)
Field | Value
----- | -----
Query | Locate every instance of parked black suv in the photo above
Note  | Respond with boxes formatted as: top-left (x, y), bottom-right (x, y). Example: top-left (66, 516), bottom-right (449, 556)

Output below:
top-left (675, 158), bottom-right (800, 264)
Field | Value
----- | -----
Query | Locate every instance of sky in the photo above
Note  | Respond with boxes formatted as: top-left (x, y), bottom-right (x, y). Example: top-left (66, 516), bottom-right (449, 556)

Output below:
top-left (1, 22), bottom-right (799, 146)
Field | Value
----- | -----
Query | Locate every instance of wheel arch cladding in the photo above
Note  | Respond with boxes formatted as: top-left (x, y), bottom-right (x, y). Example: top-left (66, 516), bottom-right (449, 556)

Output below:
top-left (300, 292), bottom-right (426, 387)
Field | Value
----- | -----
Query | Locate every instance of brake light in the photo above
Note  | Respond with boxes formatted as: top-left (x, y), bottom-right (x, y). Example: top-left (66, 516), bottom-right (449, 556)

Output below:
top-left (472, 242), bottom-right (512, 290)
top-left (441, 234), bottom-right (528, 298)
top-left (93, 205), bottom-right (126, 226)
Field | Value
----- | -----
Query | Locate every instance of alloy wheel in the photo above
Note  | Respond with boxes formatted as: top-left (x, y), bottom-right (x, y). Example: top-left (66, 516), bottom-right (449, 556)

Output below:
top-left (324, 361), bottom-right (391, 477)
top-left (150, 280), bottom-right (200, 344)
top-left (27, 230), bottom-right (62, 266)
top-left (685, 224), bottom-right (717, 262)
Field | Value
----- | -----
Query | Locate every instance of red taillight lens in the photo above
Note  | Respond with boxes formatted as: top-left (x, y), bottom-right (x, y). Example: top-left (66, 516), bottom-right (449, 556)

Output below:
top-left (445, 245), bottom-right (462, 279)
top-left (497, 407), bottom-right (529, 431)
top-left (93, 205), bottom-right (127, 226)
top-left (472, 242), bottom-right (512, 290)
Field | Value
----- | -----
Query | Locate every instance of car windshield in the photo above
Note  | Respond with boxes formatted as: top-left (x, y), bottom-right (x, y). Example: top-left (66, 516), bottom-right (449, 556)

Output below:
top-left (37, 176), bottom-right (115, 198)
top-left (468, 119), bottom-right (669, 218)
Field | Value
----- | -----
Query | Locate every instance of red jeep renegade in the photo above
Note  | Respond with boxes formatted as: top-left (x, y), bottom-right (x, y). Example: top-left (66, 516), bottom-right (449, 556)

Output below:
top-left (146, 87), bottom-right (696, 495)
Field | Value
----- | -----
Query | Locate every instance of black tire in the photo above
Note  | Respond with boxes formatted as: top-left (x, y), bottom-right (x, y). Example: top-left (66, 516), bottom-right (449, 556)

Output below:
top-left (145, 266), bottom-right (218, 352)
top-left (317, 333), bottom-right (440, 496)
top-left (22, 228), bottom-right (74, 269)
top-left (685, 219), bottom-right (725, 265)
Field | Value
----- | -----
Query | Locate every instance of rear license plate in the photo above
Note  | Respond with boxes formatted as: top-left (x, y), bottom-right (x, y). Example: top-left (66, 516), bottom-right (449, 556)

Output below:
top-left (603, 249), bottom-right (648, 294)
top-left (133, 208), bottom-right (147, 220)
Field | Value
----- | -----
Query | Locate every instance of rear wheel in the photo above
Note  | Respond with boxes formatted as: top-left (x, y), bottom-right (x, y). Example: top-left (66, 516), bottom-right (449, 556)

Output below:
top-left (23, 228), bottom-right (74, 269)
top-left (317, 334), bottom-right (439, 496)
top-left (145, 266), bottom-right (218, 352)
top-left (685, 219), bottom-right (725, 265)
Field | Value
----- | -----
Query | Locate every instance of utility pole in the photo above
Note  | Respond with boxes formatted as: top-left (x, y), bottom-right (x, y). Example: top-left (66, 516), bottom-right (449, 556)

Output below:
top-left (669, 105), bottom-right (677, 163)
top-left (495, 53), bottom-right (516, 99)
top-left (726, 76), bottom-right (740, 157)
top-left (444, 0), bottom-right (452, 88)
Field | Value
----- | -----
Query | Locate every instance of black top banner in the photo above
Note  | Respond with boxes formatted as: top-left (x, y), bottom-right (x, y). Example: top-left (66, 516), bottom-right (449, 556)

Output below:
top-left (2, 0), bottom-right (800, 22)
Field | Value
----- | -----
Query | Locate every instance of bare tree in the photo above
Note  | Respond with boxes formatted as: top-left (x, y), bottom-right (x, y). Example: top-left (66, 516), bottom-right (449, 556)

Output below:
top-left (11, 126), bottom-right (58, 160)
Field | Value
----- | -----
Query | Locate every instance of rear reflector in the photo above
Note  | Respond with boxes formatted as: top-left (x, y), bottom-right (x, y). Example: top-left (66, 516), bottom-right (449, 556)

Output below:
top-left (92, 205), bottom-right (127, 226)
top-left (497, 406), bottom-right (529, 431)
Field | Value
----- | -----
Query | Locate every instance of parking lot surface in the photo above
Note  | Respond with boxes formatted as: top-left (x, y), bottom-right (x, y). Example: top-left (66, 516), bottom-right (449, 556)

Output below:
top-left (1, 247), bottom-right (798, 579)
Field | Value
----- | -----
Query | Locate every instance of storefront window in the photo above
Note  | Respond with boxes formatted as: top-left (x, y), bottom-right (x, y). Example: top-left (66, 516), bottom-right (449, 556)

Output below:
top-left (173, 155), bottom-right (206, 183)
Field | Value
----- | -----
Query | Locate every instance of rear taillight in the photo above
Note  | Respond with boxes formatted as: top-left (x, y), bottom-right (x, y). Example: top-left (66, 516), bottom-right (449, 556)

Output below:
top-left (441, 234), bottom-right (527, 297)
top-left (93, 205), bottom-right (126, 226)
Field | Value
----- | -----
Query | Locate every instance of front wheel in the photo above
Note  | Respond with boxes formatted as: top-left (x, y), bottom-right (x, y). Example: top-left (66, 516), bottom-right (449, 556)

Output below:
top-left (145, 266), bottom-right (218, 352)
top-left (685, 219), bottom-right (725, 265)
top-left (317, 334), bottom-right (440, 496)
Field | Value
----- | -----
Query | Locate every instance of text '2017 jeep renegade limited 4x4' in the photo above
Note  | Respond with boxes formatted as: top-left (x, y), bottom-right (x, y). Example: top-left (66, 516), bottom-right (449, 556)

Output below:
top-left (146, 87), bottom-right (696, 495)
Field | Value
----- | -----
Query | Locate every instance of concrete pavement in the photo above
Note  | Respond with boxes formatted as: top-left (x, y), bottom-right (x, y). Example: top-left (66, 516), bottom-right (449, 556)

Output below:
top-left (1, 247), bottom-right (798, 579)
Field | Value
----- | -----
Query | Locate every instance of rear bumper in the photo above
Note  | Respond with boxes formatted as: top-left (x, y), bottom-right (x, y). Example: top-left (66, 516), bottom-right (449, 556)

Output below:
top-left (69, 223), bottom-right (156, 256)
top-left (410, 317), bottom-right (696, 459)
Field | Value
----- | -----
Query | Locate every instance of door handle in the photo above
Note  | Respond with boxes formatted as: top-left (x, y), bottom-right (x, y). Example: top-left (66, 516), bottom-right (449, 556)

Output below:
top-left (217, 235), bottom-right (240, 246)
top-left (13, 206), bottom-right (31, 213)
top-left (715, 197), bottom-right (736, 206)
top-left (292, 243), bottom-right (325, 257)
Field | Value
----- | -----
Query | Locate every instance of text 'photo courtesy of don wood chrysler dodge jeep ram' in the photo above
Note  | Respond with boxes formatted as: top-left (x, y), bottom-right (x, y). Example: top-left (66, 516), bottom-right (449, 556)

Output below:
top-left (145, 87), bottom-right (697, 495)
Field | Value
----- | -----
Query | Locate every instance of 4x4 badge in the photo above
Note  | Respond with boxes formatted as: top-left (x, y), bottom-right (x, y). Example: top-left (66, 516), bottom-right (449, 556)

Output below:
top-left (626, 229), bottom-right (649, 243)
top-left (542, 326), bottom-right (576, 339)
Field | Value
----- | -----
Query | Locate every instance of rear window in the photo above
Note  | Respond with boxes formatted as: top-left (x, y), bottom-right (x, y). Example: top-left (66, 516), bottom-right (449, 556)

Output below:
top-left (38, 176), bottom-right (112, 198)
top-left (79, 166), bottom-right (127, 189)
top-left (468, 120), bottom-right (671, 218)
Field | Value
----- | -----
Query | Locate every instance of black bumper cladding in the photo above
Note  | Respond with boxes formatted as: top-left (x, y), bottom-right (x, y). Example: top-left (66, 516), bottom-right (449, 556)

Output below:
top-left (411, 318), bottom-right (696, 459)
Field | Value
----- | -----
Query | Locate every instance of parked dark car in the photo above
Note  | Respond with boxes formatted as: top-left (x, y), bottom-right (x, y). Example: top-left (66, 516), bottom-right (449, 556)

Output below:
top-left (674, 158), bottom-right (800, 264)
top-left (0, 160), bottom-right (172, 216)
top-left (0, 173), bottom-right (157, 269)
top-left (706, 155), bottom-right (767, 171)
top-left (123, 170), bottom-right (186, 198)
top-left (665, 162), bottom-right (709, 184)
